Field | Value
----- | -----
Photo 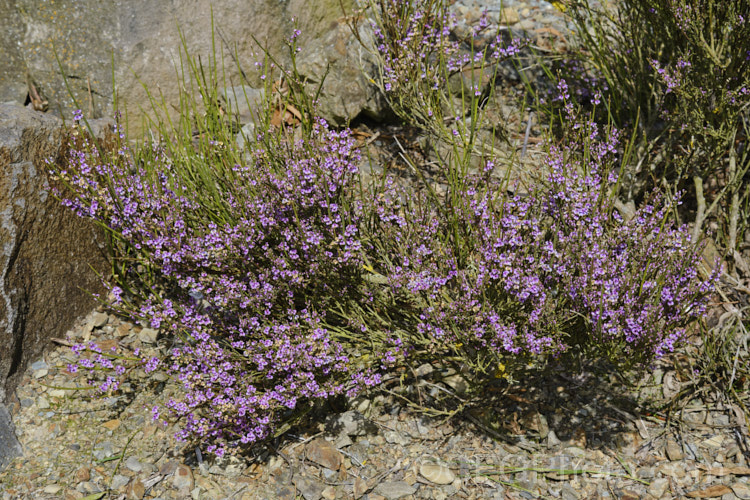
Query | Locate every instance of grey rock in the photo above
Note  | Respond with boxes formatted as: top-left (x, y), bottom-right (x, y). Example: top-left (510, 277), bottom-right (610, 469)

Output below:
top-left (419, 463), bottom-right (455, 485)
top-left (0, 403), bottom-right (22, 471)
top-left (76, 481), bottom-right (102, 494)
top-left (221, 86), bottom-right (265, 125)
top-left (124, 455), bottom-right (143, 472)
top-left (374, 481), bottom-right (417, 499)
top-left (0, 0), bottom-right (366, 129)
top-left (172, 463), bottom-right (194, 490)
top-left (666, 440), bottom-right (684, 461)
top-left (296, 20), bottom-right (388, 126)
top-left (138, 328), bottom-right (159, 344)
top-left (414, 363), bottom-right (434, 377)
top-left (111, 474), bottom-right (130, 490)
top-left (0, 104), bottom-right (109, 404)
top-left (326, 411), bottom-right (375, 437)
top-left (93, 441), bottom-right (115, 460)
top-left (560, 482), bottom-right (580, 500)
top-left (647, 478), bottom-right (669, 498)
top-left (384, 430), bottom-right (411, 446)
top-left (29, 359), bottom-right (47, 371)
top-left (733, 482), bottom-right (750, 500)
top-left (292, 475), bottom-right (325, 500)
top-left (91, 311), bottom-right (109, 328)
top-left (305, 438), bottom-right (343, 471)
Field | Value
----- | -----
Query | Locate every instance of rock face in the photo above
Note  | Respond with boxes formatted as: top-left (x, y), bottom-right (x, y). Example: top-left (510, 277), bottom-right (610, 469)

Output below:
top-left (0, 103), bottom-right (109, 405)
top-left (0, 0), bottom-right (385, 128)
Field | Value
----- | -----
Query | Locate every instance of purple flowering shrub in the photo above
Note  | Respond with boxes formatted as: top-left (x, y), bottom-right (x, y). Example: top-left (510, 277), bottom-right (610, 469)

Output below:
top-left (54, 118), bottom-right (402, 456)
top-left (363, 0), bottom-right (523, 132)
top-left (365, 108), bottom-right (716, 376)
top-left (559, 0), bottom-right (750, 246)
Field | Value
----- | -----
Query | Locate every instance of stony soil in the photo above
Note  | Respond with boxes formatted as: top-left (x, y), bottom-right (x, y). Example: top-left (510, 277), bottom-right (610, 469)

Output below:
top-left (2, 1), bottom-right (750, 499)
top-left (0, 307), bottom-right (749, 500)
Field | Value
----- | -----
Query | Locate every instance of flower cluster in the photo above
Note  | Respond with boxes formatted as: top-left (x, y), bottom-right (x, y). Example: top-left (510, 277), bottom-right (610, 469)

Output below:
top-left (366, 107), bottom-right (715, 369)
top-left (368, 0), bottom-right (524, 128)
top-left (56, 119), bottom-right (400, 456)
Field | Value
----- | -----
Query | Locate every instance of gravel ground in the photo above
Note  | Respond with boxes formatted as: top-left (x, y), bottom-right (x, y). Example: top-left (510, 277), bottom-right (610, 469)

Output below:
top-left (2, 1), bottom-right (750, 499)
top-left (0, 307), bottom-right (749, 500)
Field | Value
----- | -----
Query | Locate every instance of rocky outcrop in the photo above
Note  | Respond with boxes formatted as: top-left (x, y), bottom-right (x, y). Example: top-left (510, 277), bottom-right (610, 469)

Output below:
top-left (0, 103), bottom-right (109, 407)
top-left (0, 0), bottom-right (386, 128)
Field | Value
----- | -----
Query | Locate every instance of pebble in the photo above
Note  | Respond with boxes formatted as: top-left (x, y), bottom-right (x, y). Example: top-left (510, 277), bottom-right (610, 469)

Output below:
top-left (374, 481), bottom-right (417, 499)
top-left (733, 482), bottom-right (750, 500)
top-left (138, 328), bottom-right (159, 344)
top-left (648, 478), bottom-right (670, 498)
top-left (91, 311), bottom-right (109, 327)
top-left (172, 463), bottom-right (194, 490)
top-left (125, 456), bottom-right (143, 472)
top-left (42, 484), bottom-right (62, 494)
top-left (111, 474), bottom-right (131, 490)
top-left (93, 441), bottom-right (115, 460)
top-left (305, 438), bottom-right (343, 471)
top-left (292, 475), bottom-right (325, 500)
top-left (419, 462), bottom-right (455, 485)
top-left (326, 410), bottom-right (372, 436)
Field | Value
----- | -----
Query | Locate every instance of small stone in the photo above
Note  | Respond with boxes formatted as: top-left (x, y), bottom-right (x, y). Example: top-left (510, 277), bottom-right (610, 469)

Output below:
top-left (172, 464), bottom-right (194, 490)
top-left (666, 440), bottom-right (684, 461)
top-left (560, 482), bottom-right (580, 500)
top-left (384, 430), bottom-right (410, 446)
top-left (374, 481), bottom-right (417, 499)
top-left (326, 411), bottom-right (373, 437)
top-left (43, 485), bottom-right (62, 494)
top-left (30, 360), bottom-right (48, 371)
top-left (102, 419), bottom-right (121, 431)
top-left (414, 363), bottom-right (433, 377)
top-left (138, 328), bottom-right (159, 344)
top-left (442, 374), bottom-right (470, 396)
top-left (125, 456), bottom-right (143, 472)
top-left (306, 438), bottom-right (344, 471)
top-left (562, 446), bottom-right (586, 458)
top-left (637, 467), bottom-right (655, 479)
top-left (702, 435), bottom-right (723, 448)
top-left (353, 476), bottom-right (368, 498)
top-left (126, 478), bottom-right (145, 499)
top-left (686, 485), bottom-right (732, 498)
top-left (521, 411), bottom-right (549, 439)
top-left (160, 460), bottom-right (179, 476)
top-left (48, 389), bottom-right (66, 398)
top-left (547, 430), bottom-right (561, 448)
top-left (647, 478), bottom-right (669, 498)
top-left (75, 467), bottom-right (90, 482)
top-left (93, 441), bottom-right (115, 460)
top-left (33, 368), bottom-right (48, 379)
top-left (501, 7), bottom-right (520, 25)
top-left (321, 486), bottom-right (336, 500)
top-left (37, 397), bottom-right (50, 409)
top-left (419, 463), bottom-right (455, 485)
top-left (732, 482), bottom-right (750, 500)
top-left (293, 475), bottom-right (325, 500)
top-left (92, 311), bottom-right (109, 327)
top-left (111, 474), bottom-right (130, 490)
top-left (569, 427), bottom-right (586, 448)
top-left (77, 481), bottom-right (101, 494)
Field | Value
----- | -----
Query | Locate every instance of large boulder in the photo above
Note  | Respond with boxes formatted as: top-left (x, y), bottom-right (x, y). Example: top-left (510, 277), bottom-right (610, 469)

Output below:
top-left (0, 103), bottom-right (109, 407)
top-left (0, 0), bottom-right (386, 129)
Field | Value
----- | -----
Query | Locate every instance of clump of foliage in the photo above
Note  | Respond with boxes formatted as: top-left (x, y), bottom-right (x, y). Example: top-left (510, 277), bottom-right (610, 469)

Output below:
top-left (52, 1), bottom-right (717, 457)
top-left (363, 92), bottom-right (715, 381)
top-left (554, 0), bottom-right (750, 247)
